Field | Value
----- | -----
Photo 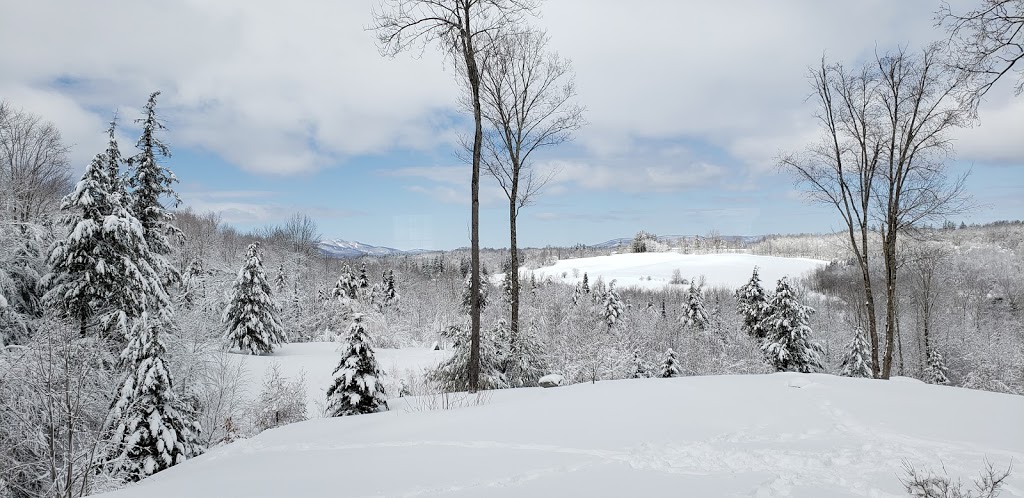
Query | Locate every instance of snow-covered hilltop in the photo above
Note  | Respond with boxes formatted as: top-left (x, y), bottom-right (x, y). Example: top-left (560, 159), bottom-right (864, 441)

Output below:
top-left (317, 239), bottom-right (430, 258)
top-left (95, 373), bottom-right (1024, 498)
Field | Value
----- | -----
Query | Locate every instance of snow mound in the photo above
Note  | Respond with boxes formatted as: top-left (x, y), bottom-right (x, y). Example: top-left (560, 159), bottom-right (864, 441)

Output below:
top-left (523, 252), bottom-right (828, 290)
top-left (96, 373), bottom-right (1024, 497)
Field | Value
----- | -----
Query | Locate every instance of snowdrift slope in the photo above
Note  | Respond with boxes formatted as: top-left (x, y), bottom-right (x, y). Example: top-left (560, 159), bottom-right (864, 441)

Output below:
top-left (526, 252), bottom-right (828, 290)
top-left (97, 374), bottom-right (1024, 497)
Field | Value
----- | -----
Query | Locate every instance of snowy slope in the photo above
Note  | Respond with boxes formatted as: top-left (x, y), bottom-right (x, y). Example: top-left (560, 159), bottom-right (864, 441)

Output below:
top-left (230, 343), bottom-right (450, 417)
top-left (317, 239), bottom-right (431, 258)
top-left (525, 252), bottom-right (828, 290)
top-left (97, 374), bottom-right (1024, 497)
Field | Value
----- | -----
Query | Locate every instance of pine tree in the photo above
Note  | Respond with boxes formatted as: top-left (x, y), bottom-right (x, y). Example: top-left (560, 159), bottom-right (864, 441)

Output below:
top-left (924, 348), bottom-right (950, 385)
top-left (839, 327), bottom-right (873, 378)
top-left (682, 280), bottom-right (710, 331)
top-left (127, 91), bottom-right (180, 261)
top-left (736, 267), bottom-right (769, 339)
top-left (42, 121), bottom-right (165, 338)
top-left (383, 269), bottom-right (398, 307)
top-left (659, 348), bottom-right (681, 378)
top-left (631, 348), bottom-right (650, 379)
top-left (581, 273), bottom-right (590, 293)
top-left (429, 322), bottom-right (508, 391)
top-left (223, 243), bottom-right (285, 354)
top-left (331, 266), bottom-right (357, 301)
top-left (274, 264), bottom-right (287, 295)
top-left (358, 262), bottom-right (369, 289)
top-left (461, 271), bottom-right (488, 314)
top-left (761, 277), bottom-right (825, 373)
top-left (106, 318), bottom-right (201, 481)
top-left (601, 280), bottom-right (624, 329)
top-left (503, 323), bottom-right (547, 387)
top-left (325, 314), bottom-right (388, 416)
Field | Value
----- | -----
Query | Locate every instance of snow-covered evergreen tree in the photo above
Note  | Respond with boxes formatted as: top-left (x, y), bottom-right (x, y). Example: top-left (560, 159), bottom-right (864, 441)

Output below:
top-left (659, 348), bottom-right (681, 378)
top-left (925, 348), bottom-right (950, 385)
top-left (601, 280), bottom-right (624, 329)
top-left (106, 318), bottom-right (201, 481)
top-left (761, 277), bottom-right (825, 373)
top-left (223, 243), bottom-right (285, 354)
top-left (461, 271), bottom-right (488, 314)
top-left (358, 262), bottom-right (369, 289)
top-left (503, 324), bottom-right (547, 387)
top-left (381, 269), bottom-right (398, 310)
top-left (682, 280), bottom-right (710, 331)
top-left (331, 266), bottom-right (357, 301)
top-left (736, 267), bottom-right (769, 339)
top-left (325, 314), bottom-right (388, 416)
top-left (274, 264), bottom-right (287, 295)
top-left (42, 122), bottom-right (165, 338)
top-left (430, 323), bottom-right (508, 391)
top-left (581, 273), bottom-right (590, 294)
top-left (839, 327), bottom-right (873, 378)
top-left (631, 348), bottom-right (650, 378)
top-left (127, 92), bottom-right (180, 261)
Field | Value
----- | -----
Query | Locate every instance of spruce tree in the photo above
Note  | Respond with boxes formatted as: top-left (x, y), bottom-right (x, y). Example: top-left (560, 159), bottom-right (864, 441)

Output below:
top-left (631, 348), bottom-right (650, 378)
top-left (461, 271), bottom-right (488, 314)
top-left (223, 243), bottom-right (285, 354)
top-left (383, 269), bottom-right (398, 307)
top-left (736, 267), bottom-right (769, 339)
top-left (924, 348), bottom-right (950, 385)
top-left (682, 280), bottom-right (710, 331)
top-left (106, 318), bottom-right (201, 481)
top-left (43, 120), bottom-right (165, 338)
top-left (429, 322), bottom-right (508, 391)
top-left (761, 277), bottom-right (825, 373)
top-left (839, 327), bottom-right (874, 378)
top-left (581, 272), bottom-right (590, 293)
top-left (659, 348), bottom-right (681, 378)
top-left (332, 266), bottom-right (357, 301)
top-left (601, 280), bottom-right (624, 329)
top-left (358, 262), bottom-right (369, 289)
top-left (325, 314), bottom-right (388, 416)
top-left (127, 91), bottom-right (180, 262)
top-left (274, 263), bottom-right (287, 295)
top-left (503, 324), bottom-right (547, 387)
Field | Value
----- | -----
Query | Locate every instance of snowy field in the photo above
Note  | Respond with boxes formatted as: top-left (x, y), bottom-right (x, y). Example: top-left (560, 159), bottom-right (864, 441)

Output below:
top-left (97, 373), bottom-right (1024, 497)
top-left (523, 252), bottom-right (829, 290)
top-left (229, 343), bottom-right (450, 417)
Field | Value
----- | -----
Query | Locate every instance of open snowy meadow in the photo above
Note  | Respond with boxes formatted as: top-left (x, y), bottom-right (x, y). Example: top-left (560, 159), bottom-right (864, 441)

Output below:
top-left (96, 372), bottom-right (1024, 497)
top-left (522, 252), bottom-right (829, 290)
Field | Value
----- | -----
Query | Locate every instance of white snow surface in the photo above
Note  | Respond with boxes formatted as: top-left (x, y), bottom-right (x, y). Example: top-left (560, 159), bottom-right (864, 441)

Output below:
top-left (522, 252), bottom-right (829, 290)
top-left (97, 373), bottom-right (1024, 497)
top-left (230, 343), bottom-right (450, 417)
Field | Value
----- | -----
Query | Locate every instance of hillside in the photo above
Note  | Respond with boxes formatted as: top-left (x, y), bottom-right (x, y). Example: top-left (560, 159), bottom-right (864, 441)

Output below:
top-left (95, 373), bottom-right (1024, 497)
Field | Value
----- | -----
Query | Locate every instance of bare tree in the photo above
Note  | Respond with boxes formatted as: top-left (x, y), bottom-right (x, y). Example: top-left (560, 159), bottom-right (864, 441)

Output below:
top-left (785, 44), bottom-right (971, 379)
top-left (282, 213), bottom-right (321, 257)
top-left (372, 0), bottom-right (538, 391)
top-left (940, 0), bottom-right (1024, 100)
top-left (0, 101), bottom-right (73, 225)
top-left (477, 28), bottom-right (583, 353)
top-left (906, 241), bottom-right (948, 375)
top-left (781, 58), bottom-right (884, 377)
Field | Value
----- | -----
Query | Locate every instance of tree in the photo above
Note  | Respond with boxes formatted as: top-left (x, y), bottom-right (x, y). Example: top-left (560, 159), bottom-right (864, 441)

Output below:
top-left (659, 348), bottom-right (681, 378)
top-left (223, 243), bottom-right (286, 355)
top-left (42, 121), bottom-right (164, 339)
top-left (736, 267), bottom-right (769, 340)
top-left (682, 280), bottom-right (710, 331)
top-left (274, 264), bottom-right (287, 295)
top-left (127, 92), bottom-right (180, 267)
top-left (358, 262), bottom-right (369, 289)
top-left (429, 323), bottom-right (508, 391)
top-left (940, 0), bottom-right (1024, 99)
top-left (372, 0), bottom-right (539, 392)
top-left (839, 327), bottom-right (874, 378)
top-left (924, 348), bottom-right (950, 385)
top-left (631, 348), bottom-right (650, 379)
top-left (253, 364), bottom-right (308, 432)
top-left (478, 27), bottom-right (583, 358)
top-left (0, 101), bottom-right (73, 224)
top-left (460, 271), bottom-right (489, 314)
top-left (581, 272), bottom-right (590, 293)
top-left (106, 318), bottom-right (202, 481)
top-left (630, 231), bottom-right (655, 253)
top-left (761, 277), bottom-right (825, 373)
top-left (331, 266), bottom-right (358, 301)
top-left (325, 314), bottom-right (388, 417)
top-left (601, 280), bottom-right (624, 330)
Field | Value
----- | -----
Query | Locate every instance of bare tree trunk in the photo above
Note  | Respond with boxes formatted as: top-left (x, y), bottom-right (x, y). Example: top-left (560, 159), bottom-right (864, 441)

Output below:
top-left (461, 4), bottom-right (483, 392)
top-left (509, 190), bottom-right (519, 348)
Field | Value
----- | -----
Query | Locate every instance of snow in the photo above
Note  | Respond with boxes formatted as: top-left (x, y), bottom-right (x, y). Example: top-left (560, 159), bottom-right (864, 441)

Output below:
top-left (229, 342), bottom-right (450, 416)
top-left (522, 252), bottom-right (829, 290)
top-left (95, 373), bottom-right (1024, 497)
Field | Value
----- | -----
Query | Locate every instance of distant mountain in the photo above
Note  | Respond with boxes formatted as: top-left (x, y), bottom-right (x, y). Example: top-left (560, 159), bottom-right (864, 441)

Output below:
top-left (317, 239), bottom-right (431, 258)
top-left (590, 234), bottom-right (763, 249)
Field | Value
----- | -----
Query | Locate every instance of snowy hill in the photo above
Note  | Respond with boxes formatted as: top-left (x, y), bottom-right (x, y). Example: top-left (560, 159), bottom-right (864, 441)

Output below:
top-left (526, 252), bottom-right (828, 290)
top-left (95, 373), bottom-right (1024, 497)
top-left (317, 239), bottom-right (430, 258)
top-left (590, 234), bottom-right (762, 249)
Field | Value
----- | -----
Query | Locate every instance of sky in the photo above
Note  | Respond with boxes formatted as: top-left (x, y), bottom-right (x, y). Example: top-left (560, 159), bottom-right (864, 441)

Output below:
top-left (1, 0), bottom-right (1022, 250)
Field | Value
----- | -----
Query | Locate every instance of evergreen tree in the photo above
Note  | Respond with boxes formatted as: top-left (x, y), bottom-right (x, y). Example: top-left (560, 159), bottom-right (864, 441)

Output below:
top-left (682, 280), bottom-right (710, 331)
top-left (503, 324), bottom-right (547, 387)
top-left (631, 348), bottom-right (650, 378)
top-left (924, 348), bottom-right (950, 385)
top-left (331, 266), bottom-right (357, 301)
top-left (571, 283), bottom-right (582, 307)
top-left (42, 121), bottom-right (165, 338)
top-left (429, 322), bottom-right (508, 391)
top-left (358, 262), bottom-right (369, 289)
top-left (223, 243), bottom-right (285, 354)
top-left (325, 314), bottom-right (388, 416)
top-left (127, 91), bottom-right (181, 261)
top-left (736, 266), bottom-right (770, 339)
top-left (659, 348), bottom-right (681, 378)
top-left (601, 280), bottom-right (624, 329)
top-left (274, 264), bottom-right (287, 295)
top-left (461, 271), bottom-right (488, 314)
top-left (581, 272), bottom-right (590, 293)
top-left (106, 318), bottom-right (201, 481)
top-left (839, 327), bottom-right (873, 378)
top-left (761, 277), bottom-right (825, 373)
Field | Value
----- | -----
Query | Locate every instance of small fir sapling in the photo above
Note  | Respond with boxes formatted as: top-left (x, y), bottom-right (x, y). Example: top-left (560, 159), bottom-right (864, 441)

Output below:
top-left (325, 314), bottom-right (388, 416)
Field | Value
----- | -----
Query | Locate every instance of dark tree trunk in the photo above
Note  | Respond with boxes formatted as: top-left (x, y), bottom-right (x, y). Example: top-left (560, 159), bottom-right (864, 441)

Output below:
top-left (461, 2), bottom-right (483, 392)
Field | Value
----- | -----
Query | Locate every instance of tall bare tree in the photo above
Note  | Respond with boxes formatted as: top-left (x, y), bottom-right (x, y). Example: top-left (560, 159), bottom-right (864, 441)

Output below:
top-left (372, 0), bottom-right (538, 391)
top-left (940, 0), bottom-right (1024, 100)
top-left (0, 101), bottom-right (73, 225)
top-left (785, 44), bottom-right (971, 379)
top-left (781, 58), bottom-right (884, 377)
top-left (478, 28), bottom-right (583, 354)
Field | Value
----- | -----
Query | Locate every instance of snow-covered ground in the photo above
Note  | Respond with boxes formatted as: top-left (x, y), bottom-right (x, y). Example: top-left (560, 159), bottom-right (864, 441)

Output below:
top-left (522, 252), bottom-right (829, 290)
top-left (230, 343), bottom-right (450, 417)
top-left (98, 373), bottom-right (1024, 497)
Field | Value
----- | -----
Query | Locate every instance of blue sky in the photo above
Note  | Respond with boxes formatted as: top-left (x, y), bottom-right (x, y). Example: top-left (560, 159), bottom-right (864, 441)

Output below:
top-left (2, 0), bottom-right (1021, 250)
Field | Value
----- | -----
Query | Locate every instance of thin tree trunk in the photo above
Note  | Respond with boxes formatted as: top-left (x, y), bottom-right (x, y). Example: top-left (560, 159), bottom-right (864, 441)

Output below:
top-left (509, 179), bottom-right (520, 355)
top-left (463, 4), bottom-right (483, 392)
top-left (881, 232), bottom-right (898, 379)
